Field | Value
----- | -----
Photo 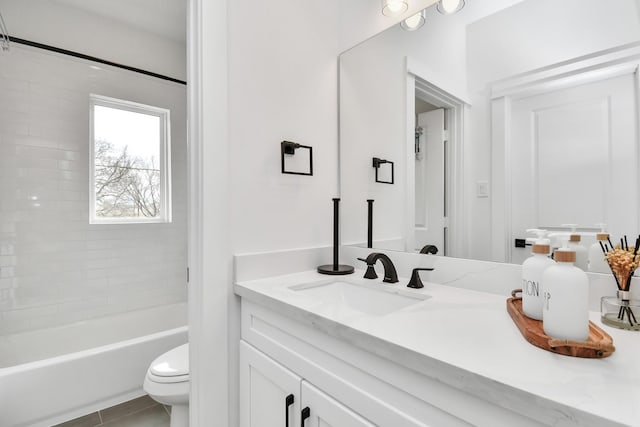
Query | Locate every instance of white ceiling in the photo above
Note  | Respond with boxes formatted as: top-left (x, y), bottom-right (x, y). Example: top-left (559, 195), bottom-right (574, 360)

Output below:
top-left (450, 0), bottom-right (527, 25)
top-left (53, 0), bottom-right (187, 43)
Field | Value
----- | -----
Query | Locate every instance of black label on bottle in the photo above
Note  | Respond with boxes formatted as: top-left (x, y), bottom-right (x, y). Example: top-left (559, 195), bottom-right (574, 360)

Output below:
top-left (544, 291), bottom-right (551, 310)
top-left (522, 279), bottom-right (540, 297)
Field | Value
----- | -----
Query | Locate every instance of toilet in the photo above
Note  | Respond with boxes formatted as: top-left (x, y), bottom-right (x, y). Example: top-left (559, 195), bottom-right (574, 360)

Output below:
top-left (144, 344), bottom-right (190, 427)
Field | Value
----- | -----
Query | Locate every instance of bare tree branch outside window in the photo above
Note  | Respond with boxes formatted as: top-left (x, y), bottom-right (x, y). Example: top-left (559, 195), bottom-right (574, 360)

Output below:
top-left (95, 138), bottom-right (160, 218)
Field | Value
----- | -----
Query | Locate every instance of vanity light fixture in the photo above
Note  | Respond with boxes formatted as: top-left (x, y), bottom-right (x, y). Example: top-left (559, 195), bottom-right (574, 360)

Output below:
top-left (436, 0), bottom-right (465, 15)
top-left (382, 0), bottom-right (408, 17)
top-left (401, 9), bottom-right (426, 31)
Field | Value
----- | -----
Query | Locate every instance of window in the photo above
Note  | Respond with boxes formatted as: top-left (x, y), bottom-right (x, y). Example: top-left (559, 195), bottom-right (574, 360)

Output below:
top-left (90, 95), bottom-right (171, 223)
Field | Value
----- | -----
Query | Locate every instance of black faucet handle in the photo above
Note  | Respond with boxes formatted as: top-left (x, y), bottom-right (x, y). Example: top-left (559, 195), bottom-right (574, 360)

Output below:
top-left (407, 268), bottom-right (434, 289)
top-left (357, 257), bottom-right (378, 279)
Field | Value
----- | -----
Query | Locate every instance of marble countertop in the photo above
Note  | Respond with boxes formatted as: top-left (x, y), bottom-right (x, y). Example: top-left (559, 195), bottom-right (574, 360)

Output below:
top-left (235, 270), bottom-right (640, 427)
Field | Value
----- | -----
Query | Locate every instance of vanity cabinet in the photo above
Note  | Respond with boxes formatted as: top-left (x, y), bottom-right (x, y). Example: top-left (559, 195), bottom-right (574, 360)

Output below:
top-left (239, 299), bottom-right (544, 427)
top-left (301, 381), bottom-right (375, 427)
top-left (240, 341), bottom-right (374, 427)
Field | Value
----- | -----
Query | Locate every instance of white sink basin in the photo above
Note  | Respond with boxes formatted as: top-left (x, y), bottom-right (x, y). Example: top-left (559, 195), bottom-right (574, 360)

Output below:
top-left (289, 280), bottom-right (430, 316)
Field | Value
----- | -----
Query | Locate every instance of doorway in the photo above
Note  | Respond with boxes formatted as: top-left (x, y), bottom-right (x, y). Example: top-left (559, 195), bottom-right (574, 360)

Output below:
top-left (405, 71), bottom-right (466, 258)
top-left (414, 103), bottom-right (447, 255)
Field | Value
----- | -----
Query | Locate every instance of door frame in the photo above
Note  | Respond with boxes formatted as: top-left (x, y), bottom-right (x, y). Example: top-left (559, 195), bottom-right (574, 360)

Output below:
top-left (187, 0), bottom-right (232, 425)
top-left (405, 56), bottom-right (469, 257)
top-left (490, 42), bottom-right (640, 262)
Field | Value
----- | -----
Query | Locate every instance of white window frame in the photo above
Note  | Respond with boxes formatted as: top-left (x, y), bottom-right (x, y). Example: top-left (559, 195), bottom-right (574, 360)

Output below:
top-left (89, 94), bottom-right (172, 224)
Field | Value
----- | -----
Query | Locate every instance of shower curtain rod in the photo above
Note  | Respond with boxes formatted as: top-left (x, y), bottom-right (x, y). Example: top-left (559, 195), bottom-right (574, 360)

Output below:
top-left (0, 13), bottom-right (9, 51)
top-left (8, 36), bottom-right (186, 85)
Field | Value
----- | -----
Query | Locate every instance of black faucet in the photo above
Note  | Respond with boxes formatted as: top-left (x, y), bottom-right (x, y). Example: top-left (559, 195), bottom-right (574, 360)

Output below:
top-left (407, 268), bottom-right (434, 289)
top-left (357, 253), bottom-right (398, 283)
top-left (419, 244), bottom-right (438, 255)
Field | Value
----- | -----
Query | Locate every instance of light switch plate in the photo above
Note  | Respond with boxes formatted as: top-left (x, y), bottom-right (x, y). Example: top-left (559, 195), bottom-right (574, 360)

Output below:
top-left (476, 181), bottom-right (490, 198)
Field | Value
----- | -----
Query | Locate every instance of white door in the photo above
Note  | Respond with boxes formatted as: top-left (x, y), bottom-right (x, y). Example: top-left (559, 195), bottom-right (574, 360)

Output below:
top-left (509, 73), bottom-right (638, 263)
top-left (300, 381), bottom-right (375, 427)
top-left (415, 109), bottom-right (446, 254)
top-left (240, 341), bottom-right (301, 427)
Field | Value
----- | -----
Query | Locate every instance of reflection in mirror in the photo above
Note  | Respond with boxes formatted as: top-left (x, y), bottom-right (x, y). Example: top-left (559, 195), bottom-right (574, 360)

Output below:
top-left (373, 157), bottom-right (395, 184)
top-left (339, 0), bottom-right (640, 264)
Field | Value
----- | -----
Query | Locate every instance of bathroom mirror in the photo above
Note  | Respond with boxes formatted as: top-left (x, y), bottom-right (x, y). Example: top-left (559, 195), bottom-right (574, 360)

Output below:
top-left (339, 0), bottom-right (640, 264)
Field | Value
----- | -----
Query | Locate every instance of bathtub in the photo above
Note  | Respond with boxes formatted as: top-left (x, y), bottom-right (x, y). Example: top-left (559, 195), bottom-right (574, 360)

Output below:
top-left (0, 303), bottom-right (188, 427)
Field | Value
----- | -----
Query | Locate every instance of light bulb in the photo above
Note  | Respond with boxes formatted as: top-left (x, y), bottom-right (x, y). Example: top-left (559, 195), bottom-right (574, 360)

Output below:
top-left (401, 10), bottom-right (426, 31)
top-left (437, 0), bottom-right (465, 15)
top-left (382, 0), bottom-right (408, 17)
top-left (441, 0), bottom-right (459, 13)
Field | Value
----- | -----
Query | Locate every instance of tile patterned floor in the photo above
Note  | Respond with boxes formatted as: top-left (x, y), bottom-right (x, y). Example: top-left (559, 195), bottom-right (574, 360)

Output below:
top-left (53, 395), bottom-right (170, 427)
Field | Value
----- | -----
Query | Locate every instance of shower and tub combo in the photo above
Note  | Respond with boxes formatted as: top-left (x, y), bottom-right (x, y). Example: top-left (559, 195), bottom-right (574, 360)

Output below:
top-left (0, 304), bottom-right (187, 426)
top-left (0, 9), bottom-right (189, 426)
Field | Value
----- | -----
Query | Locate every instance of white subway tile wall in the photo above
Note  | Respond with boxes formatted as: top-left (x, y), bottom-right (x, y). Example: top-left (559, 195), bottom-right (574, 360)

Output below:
top-left (0, 46), bottom-right (187, 335)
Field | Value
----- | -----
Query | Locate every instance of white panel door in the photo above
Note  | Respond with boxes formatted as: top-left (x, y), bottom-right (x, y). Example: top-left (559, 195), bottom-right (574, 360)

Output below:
top-left (300, 381), bottom-right (375, 427)
top-left (240, 341), bottom-right (301, 427)
top-left (509, 73), bottom-right (637, 263)
top-left (415, 109), bottom-right (446, 254)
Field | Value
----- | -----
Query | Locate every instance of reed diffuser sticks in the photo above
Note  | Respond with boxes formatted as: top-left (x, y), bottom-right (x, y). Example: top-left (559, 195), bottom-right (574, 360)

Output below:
top-left (600, 235), bottom-right (639, 327)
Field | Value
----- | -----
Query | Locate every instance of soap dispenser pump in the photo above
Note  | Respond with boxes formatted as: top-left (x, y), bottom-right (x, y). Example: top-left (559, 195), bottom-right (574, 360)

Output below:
top-left (589, 223), bottom-right (610, 273)
top-left (521, 229), bottom-right (555, 320)
top-left (542, 235), bottom-right (589, 341)
top-left (562, 224), bottom-right (588, 271)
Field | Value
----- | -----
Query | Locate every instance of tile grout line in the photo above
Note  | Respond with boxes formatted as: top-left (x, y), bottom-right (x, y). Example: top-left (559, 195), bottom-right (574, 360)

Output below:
top-left (100, 402), bottom-right (162, 426)
top-left (55, 397), bottom-right (167, 427)
top-left (130, 402), bottom-right (161, 417)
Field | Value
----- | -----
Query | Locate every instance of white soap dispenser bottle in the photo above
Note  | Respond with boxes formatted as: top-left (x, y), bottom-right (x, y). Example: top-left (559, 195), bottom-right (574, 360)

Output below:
top-left (521, 229), bottom-right (555, 320)
top-left (562, 224), bottom-right (588, 271)
top-left (542, 235), bottom-right (590, 341)
top-left (588, 223), bottom-right (611, 273)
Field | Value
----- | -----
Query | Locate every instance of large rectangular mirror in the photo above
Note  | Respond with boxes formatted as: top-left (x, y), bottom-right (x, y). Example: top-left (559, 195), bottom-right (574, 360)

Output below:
top-left (339, 0), bottom-right (640, 264)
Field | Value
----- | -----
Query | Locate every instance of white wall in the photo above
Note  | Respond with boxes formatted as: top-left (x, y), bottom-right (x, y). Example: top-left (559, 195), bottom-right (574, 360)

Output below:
top-left (0, 0), bottom-right (186, 81)
top-left (340, 6), bottom-right (467, 249)
top-left (224, 0), bottom-right (442, 255)
top-left (467, 0), bottom-right (640, 90)
top-left (223, 1), bottom-right (352, 426)
top-left (0, 45), bottom-right (188, 334)
top-left (228, 0), bottom-right (342, 254)
top-left (465, 0), bottom-right (640, 260)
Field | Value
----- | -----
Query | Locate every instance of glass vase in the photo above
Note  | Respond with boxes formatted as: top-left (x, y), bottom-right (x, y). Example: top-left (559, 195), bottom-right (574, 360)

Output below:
top-left (601, 291), bottom-right (640, 331)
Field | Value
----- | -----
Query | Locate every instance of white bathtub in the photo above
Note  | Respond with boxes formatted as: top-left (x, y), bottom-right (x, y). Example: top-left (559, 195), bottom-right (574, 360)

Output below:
top-left (0, 303), bottom-right (188, 427)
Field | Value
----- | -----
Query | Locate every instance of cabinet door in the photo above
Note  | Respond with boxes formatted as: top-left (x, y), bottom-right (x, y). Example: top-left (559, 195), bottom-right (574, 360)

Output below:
top-left (240, 341), bottom-right (301, 427)
top-left (300, 381), bottom-right (375, 427)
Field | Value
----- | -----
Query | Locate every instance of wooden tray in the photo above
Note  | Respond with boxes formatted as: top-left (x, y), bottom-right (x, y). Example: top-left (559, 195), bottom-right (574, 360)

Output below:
top-left (506, 296), bottom-right (615, 358)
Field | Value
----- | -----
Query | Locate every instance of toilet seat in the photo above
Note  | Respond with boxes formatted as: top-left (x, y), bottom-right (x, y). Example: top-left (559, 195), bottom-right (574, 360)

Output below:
top-left (146, 343), bottom-right (189, 384)
top-left (147, 371), bottom-right (189, 384)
